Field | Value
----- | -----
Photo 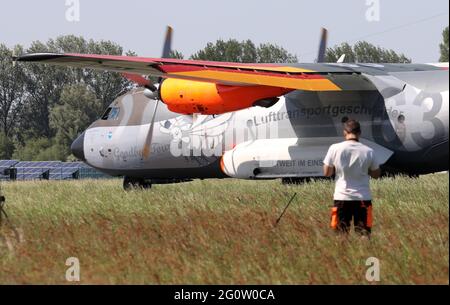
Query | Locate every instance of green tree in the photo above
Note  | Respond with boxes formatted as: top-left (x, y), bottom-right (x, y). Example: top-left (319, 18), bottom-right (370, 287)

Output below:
top-left (191, 39), bottom-right (297, 63)
top-left (12, 136), bottom-right (68, 161)
top-left (440, 26), bottom-right (449, 62)
top-left (325, 41), bottom-right (411, 63)
top-left (257, 43), bottom-right (298, 63)
top-left (35, 143), bottom-right (68, 161)
top-left (50, 84), bottom-right (103, 157)
top-left (169, 50), bottom-right (184, 59)
top-left (18, 40), bottom-right (70, 140)
top-left (324, 42), bottom-right (355, 63)
top-left (83, 38), bottom-right (133, 108)
top-left (0, 132), bottom-right (14, 159)
top-left (0, 44), bottom-right (27, 137)
top-left (18, 36), bottom-right (132, 141)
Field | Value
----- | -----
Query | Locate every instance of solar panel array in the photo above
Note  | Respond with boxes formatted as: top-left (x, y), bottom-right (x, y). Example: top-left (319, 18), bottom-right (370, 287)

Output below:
top-left (0, 160), bottom-right (19, 167)
top-left (0, 160), bottom-right (19, 181)
top-left (51, 162), bottom-right (82, 180)
top-left (0, 160), bottom-right (111, 181)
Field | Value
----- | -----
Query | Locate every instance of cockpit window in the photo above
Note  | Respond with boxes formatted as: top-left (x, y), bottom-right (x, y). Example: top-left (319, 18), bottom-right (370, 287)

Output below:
top-left (101, 108), bottom-right (112, 120)
top-left (101, 107), bottom-right (120, 120)
top-left (108, 107), bottom-right (120, 120)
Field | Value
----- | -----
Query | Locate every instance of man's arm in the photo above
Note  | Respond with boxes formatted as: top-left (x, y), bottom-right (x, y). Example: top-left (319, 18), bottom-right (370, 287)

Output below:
top-left (323, 145), bottom-right (335, 177)
top-left (323, 165), bottom-right (335, 177)
top-left (369, 151), bottom-right (381, 179)
top-left (369, 168), bottom-right (381, 179)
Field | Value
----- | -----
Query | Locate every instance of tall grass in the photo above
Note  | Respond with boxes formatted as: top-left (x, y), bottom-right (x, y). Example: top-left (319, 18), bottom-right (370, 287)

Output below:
top-left (0, 174), bottom-right (448, 284)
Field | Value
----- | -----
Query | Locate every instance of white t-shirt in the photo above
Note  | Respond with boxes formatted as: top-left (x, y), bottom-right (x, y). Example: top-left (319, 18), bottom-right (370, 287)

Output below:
top-left (323, 140), bottom-right (380, 201)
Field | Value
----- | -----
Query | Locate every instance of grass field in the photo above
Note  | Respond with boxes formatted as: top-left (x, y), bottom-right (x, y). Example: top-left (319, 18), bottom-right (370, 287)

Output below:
top-left (0, 174), bottom-right (448, 284)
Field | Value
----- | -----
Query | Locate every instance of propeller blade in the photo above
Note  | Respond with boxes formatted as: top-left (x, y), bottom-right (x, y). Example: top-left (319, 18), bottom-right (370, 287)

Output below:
top-left (142, 25), bottom-right (174, 159)
top-left (142, 100), bottom-right (160, 159)
top-left (317, 28), bottom-right (328, 63)
top-left (122, 25), bottom-right (173, 90)
top-left (122, 73), bottom-right (157, 91)
top-left (162, 26), bottom-right (173, 59)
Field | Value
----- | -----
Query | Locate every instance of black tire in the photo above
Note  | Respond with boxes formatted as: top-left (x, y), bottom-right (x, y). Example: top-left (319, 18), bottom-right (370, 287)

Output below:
top-left (123, 177), bottom-right (152, 191)
top-left (123, 176), bottom-right (135, 191)
top-left (282, 177), bottom-right (312, 185)
top-left (140, 181), bottom-right (152, 189)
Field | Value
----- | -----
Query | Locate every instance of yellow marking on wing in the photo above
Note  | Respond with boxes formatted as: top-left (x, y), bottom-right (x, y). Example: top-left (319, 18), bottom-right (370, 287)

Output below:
top-left (170, 70), bottom-right (341, 91)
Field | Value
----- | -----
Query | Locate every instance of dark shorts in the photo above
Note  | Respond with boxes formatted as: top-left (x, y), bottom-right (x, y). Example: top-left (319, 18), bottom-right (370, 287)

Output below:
top-left (330, 200), bottom-right (373, 235)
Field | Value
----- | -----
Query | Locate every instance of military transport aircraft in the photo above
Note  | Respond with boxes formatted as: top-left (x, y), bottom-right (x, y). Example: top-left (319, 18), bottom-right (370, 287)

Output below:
top-left (15, 27), bottom-right (449, 189)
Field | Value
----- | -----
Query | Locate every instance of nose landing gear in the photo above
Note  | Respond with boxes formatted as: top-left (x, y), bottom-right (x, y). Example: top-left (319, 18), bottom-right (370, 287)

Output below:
top-left (123, 176), bottom-right (152, 191)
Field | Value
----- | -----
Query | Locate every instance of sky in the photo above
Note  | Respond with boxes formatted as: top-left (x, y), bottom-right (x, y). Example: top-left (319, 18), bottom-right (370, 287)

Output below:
top-left (1, 0), bottom-right (448, 63)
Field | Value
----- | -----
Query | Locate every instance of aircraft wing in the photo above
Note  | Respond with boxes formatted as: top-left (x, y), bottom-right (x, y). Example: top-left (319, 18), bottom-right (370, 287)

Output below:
top-left (16, 53), bottom-right (377, 92)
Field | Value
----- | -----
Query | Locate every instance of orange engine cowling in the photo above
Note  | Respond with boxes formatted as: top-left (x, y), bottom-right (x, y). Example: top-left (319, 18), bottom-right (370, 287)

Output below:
top-left (160, 78), bottom-right (292, 115)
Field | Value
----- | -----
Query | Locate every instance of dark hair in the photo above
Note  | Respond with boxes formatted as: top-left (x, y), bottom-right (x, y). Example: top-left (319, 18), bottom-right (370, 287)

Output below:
top-left (344, 119), bottom-right (361, 134)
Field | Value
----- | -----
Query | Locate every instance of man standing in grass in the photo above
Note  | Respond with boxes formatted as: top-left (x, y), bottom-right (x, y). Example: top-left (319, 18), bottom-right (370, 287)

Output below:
top-left (323, 119), bottom-right (381, 236)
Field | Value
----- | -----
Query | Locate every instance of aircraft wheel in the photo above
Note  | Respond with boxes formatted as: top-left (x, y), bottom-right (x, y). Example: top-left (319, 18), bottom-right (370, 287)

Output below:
top-left (123, 177), bottom-right (152, 190)
top-left (281, 177), bottom-right (312, 185)
top-left (140, 180), bottom-right (152, 189)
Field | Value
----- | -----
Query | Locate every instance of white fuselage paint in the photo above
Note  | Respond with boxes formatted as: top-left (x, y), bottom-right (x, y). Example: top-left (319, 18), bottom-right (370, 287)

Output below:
top-left (82, 68), bottom-right (449, 178)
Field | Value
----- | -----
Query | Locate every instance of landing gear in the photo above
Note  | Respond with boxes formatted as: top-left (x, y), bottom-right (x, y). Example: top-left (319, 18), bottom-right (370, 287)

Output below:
top-left (282, 177), bottom-right (312, 185)
top-left (123, 177), bottom-right (152, 191)
top-left (281, 177), bottom-right (333, 185)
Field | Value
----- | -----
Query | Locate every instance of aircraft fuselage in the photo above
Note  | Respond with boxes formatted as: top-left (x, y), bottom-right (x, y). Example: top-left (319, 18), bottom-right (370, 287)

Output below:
top-left (71, 63), bottom-right (449, 181)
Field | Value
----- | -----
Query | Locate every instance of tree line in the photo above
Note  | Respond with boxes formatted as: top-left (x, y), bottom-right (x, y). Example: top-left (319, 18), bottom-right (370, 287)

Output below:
top-left (0, 27), bottom-right (448, 161)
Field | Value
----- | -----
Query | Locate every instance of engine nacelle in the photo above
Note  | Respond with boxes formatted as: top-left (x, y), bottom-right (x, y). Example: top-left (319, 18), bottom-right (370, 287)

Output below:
top-left (220, 138), bottom-right (394, 179)
top-left (160, 78), bottom-right (291, 115)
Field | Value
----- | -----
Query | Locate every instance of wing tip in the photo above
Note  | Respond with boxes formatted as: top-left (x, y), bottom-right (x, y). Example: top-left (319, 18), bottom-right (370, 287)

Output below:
top-left (16, 53), bottom-right (65, 62)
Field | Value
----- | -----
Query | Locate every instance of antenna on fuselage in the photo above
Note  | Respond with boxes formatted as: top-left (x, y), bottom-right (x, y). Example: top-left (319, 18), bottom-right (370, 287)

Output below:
top-left (337, 54), bottom-right (346, 63)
